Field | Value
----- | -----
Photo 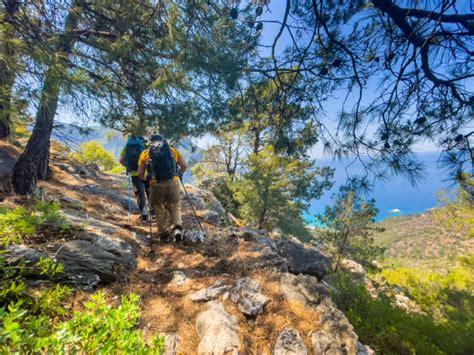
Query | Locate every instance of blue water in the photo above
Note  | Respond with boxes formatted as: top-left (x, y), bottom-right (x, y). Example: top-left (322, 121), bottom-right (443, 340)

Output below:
top-left (305, 152), bottom-right (452, 225)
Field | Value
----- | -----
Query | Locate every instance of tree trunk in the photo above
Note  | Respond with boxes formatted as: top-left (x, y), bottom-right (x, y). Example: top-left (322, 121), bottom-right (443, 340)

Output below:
top-left (257, 177), bottom-right (270, 229)
top-left (12, 4), bottom-right (79, 194)
top-left (253, 129), bottom-right (261, 155)
top-left (0, 0), bottom-right (20, 141)
top-left (37, 143), bottom-right (50, 180)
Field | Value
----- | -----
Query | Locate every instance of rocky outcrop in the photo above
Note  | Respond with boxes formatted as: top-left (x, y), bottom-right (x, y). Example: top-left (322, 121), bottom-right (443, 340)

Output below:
top-left (311, 298), bottom-right (359, 355)
top-left (274, 328), bottom-right (308, 355)
top-left (279, 273), bottom-right (361, 355)
top-left (230, 277), bottom-right (271, 316)
top-left (196, 301), bottom-right (240, 355)
top-left (276, 240), bottom-right (331, 280)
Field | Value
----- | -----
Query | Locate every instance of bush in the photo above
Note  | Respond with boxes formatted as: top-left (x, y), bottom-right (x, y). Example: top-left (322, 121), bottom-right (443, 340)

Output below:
top-left (0, 202), bottom-right (163, 353)
top-left (332, 273), bottom-right (474, 354)
top-left (69, 141), bottom-right (124, 174)
top-left (0, 201), bottom-right (70, 245)
top-left (1, 292), bottom-right (164, 353)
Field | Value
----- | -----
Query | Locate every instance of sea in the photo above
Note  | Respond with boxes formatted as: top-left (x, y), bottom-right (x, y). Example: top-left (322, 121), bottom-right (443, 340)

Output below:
top-left (305, 152), bottom-right (453, 225)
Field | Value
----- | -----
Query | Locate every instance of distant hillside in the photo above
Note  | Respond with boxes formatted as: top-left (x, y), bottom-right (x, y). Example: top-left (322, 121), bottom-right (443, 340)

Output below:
top-left (375, 207), bottom-right (473, 272)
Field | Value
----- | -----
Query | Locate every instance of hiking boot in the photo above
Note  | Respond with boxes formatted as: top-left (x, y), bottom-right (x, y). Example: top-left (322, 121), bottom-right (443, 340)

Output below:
top-left (173, 229), bottom-right (183, 243)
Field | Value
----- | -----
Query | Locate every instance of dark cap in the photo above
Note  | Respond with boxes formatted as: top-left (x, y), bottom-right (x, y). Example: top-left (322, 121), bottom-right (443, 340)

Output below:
top-left (150, 134), bottom-right (163, 142)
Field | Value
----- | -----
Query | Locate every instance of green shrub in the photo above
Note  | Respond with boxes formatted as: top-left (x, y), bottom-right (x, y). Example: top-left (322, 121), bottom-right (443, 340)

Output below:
top-left (0, 201), bottom-right (70, 245)
top-left (1, 292), bottom-right (164, 353)
top-left (0, 202), bottom-right (163, 353)
top-left (69, 140), bottom-right (124, 174)
top-left (332, 273), bottom-right (473, 354)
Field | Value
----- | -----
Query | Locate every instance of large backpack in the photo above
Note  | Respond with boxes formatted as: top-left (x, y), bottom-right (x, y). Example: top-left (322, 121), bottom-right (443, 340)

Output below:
top-left (148, 141), bottom-right (177, 181)
top-left (124, 136), bottom-right (146, 172)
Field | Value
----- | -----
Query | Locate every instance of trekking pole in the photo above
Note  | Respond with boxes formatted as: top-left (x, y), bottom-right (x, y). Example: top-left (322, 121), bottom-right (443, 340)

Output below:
top-left (127, 173), bottom-right (132, 219)
top-left (178, 176), bottom-right (206, 239)
top-left (148, 199), bottom-right (153, 237)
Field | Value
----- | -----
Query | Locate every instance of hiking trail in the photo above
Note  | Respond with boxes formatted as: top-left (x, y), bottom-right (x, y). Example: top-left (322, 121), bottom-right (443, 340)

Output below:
top-left (2, 142), bottom-right (374, 354)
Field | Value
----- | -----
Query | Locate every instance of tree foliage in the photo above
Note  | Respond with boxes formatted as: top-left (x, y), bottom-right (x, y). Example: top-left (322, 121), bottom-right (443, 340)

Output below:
top-left (318, 185), bottom-right (384, 270)
top-left (233, 145), bottom-right (332, 233)
top-left (252, 0), bottom-right (473, 181)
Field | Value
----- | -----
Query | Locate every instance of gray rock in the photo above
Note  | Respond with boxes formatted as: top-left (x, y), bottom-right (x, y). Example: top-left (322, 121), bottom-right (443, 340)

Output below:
top-left (340, 259), bottom-right (366, 279)
top-left (357, 342), bottom-right (375, 355)
top-left (311, 298), bottom-right (359, 355)
top-left (196, 301), bottom-right (240, 355)
top-left (279, 273), bottom-right (330, 309)
top-left (182, 185), bottom-right (226, 218)
top-left (276, 240), bottom-right (331, 280)
top-left (169, 271), bottom-right (188, 287)
top-left (160, 333), bottom-right (181, 355)
top-left (200, 209), bottom-right (221, 225)
top-left (67, 273), bottom-right (101, 290)
top-left (76, 163), bottom-right (99, 178)
top-left (274, 328), bottom-right (307, 355)
top-left (57, 237), bottom-right (137, 286)
top-left (79, 185), bottom-right (138, 212)
top-left (59, 196), bottom-right (84, 208)
top-left (231, 277), bottom-right (271, 316)
top-left (228, 227), bottom-right (267, 241)
top-left (248, 238), bottom-right (289, 273)
top-left (190, 280), bottom-right (230, 302)
top-left (5, 244), bottom-right (48, 267)
top-left (183, 230), bottom-right (205, 244)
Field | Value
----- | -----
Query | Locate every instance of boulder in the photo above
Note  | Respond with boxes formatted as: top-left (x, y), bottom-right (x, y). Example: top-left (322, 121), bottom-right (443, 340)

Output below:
top-left (230, 277), bottom-right (271, 316)
top-left (196, 301), bottom-right (240, 355)
top-left (340, 259), bottom-right (366, 279)
top-left (182, 185), bottom-right (226, 218)
top-left (57, 236), bottom-right (136, 286)
top-left (276, 240), bottom-right (331, 280)
top-left (279, 273), bottom-right (329, 309)
top-left (190, 280), bottom-right (230, 302)
top-left (274, 328), bottom-right (308, 355)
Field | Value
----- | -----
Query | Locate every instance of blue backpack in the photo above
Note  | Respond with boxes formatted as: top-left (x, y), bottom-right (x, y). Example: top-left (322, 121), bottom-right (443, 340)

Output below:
top-left (124, 136), bottom-right (145, 172)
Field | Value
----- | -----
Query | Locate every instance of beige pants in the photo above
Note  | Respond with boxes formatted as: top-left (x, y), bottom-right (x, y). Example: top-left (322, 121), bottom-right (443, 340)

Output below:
top-left (150, 179), bottom-right (182, 235)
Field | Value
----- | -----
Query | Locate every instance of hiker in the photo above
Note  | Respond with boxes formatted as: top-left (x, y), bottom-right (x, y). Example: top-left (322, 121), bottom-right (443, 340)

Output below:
top-left (120, 135), bottom-right (150, 221)
top-left (138, 134), bottom-right (187, 243)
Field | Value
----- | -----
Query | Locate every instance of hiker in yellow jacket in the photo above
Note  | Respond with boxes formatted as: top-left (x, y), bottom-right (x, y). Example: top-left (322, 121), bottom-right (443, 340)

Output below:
top-left (138, 134), bottom-right (187, 243)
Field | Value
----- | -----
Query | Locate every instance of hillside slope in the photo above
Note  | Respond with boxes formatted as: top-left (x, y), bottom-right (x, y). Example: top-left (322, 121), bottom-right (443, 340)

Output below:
top-left (1, 142), bottom-right (373, 354)
top-left (376, 209), bottom-right (473, 271)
